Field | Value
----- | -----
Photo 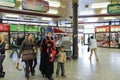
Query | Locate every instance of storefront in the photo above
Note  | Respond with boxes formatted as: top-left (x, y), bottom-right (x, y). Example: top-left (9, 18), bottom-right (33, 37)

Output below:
top-left (95, 25), bottom-right (120, 48)
top-left (0, 24), bottom-right (9, 49)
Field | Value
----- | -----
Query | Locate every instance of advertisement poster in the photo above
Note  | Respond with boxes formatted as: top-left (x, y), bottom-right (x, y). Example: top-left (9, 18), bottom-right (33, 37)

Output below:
top-left (22, 0), bottom-right (49, 12)
top-left (0, 24), bottom-right (9, 31)
top-left (10, 24), bottom-right (24, 31)
top-left (0, 0), bottom-right (15, 7)
top-left (25, 25), bottom-right (38, 32)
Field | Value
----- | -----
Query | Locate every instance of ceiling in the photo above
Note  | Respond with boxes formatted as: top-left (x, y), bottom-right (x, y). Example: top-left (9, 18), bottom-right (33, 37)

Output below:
top-left (1, 0), bottom-right (120, 25)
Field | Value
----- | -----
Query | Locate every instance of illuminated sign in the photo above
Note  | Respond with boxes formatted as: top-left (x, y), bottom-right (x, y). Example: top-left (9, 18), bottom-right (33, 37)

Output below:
top-left (107, 4), bottom-right (120, 14)
top-left (22, 0), bottom-right (49, 12)
top-left (0, 0), bottom-right (16, 7)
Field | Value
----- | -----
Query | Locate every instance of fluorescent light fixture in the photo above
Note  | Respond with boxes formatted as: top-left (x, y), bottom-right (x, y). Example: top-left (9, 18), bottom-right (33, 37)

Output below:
top-left (2, 21), bottom-right (7, 23)
top-left (45, 0), bottom-right (61, 7)
top-left (47, 9), bottom-right (58, 14)
top-left (78, 18), bottom-right (83, 21)
top-left (79, 10), bottom-right (95, 15)
top-left (66, 24), bottom-right (71, 27)
top-left (8, 21), bottom-right (19, 24)
top-left (90, 2), bottom-right (110, 8)
top-left (30, 23), bottom-right (39, 25)
top-left (85, 18), bottom-right (98, 22)
top-left (5, 14), bottom-right (19, 18)
top-left (40, 23), bottom-right (48, 26)
top-left (101, 9), bottom-right (107, 14)
top-left (41, 17), bottom-right (53, 21)
top-left (103, 17), bottom-right (115, 20)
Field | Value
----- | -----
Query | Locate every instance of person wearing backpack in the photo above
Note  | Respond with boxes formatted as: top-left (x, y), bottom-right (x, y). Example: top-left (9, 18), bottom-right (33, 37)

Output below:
top-left (10, 37), bottom-right (19, 58)
top-left (89, 36), bottom-right (99, 62)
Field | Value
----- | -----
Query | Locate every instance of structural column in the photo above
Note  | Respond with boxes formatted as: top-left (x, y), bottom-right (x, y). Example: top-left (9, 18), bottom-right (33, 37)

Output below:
top-left (72, 0), bottom-right (78, 59)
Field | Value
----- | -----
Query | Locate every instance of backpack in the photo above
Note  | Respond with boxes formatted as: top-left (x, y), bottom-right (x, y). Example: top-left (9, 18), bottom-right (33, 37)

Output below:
top-left (10, 41), bottom-right (13, 49)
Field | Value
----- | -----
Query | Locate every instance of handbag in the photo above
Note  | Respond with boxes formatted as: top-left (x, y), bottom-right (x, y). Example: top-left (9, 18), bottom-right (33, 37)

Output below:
top-left (22, 50), bottom-right (36, 60)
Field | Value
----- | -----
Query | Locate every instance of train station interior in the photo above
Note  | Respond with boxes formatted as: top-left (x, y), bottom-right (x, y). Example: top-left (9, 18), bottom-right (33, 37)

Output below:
top-left (0, 0), bottom-right (120, 80)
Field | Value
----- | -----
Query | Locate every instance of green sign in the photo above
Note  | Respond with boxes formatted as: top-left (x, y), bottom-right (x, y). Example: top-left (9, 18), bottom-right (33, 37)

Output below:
top-left (107, 4), bottom-right (120, 14)
top-left (0, 0), bottom-right (16, 7)
top-left (25, 25), bottom-right (38, 32)
top-left (22, 0), bottom-right (49, 12)
top-left (10, 24), bottom-right (24, 31)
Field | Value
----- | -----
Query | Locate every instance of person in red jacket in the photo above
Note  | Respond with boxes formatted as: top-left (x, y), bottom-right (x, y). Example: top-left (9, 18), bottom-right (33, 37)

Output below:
top-left (40, 31), bottom-right (56, 80)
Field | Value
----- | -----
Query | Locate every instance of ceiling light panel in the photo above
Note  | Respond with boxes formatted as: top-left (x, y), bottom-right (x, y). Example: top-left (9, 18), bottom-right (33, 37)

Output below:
top-left (103, 17), bottom-right (115, 20)
top-left (45, 0), bottom-right (61, 7)
top-left (5, 14), bottom-right (20, 18)
top-left (101, 9), bottom-right (107, 14)
top-left (47, 9), bottom-right (58, 14)
top-left (41, 17), bottom-right (53, 21)
top-left (90, 2), bottom-right (110, 8)
top-left (79, 10), bottom-right (95, 15)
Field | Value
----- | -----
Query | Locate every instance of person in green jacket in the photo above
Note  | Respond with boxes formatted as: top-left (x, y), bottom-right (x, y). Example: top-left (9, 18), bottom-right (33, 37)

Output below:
top-left (18, 34), bottom-right (37, 80)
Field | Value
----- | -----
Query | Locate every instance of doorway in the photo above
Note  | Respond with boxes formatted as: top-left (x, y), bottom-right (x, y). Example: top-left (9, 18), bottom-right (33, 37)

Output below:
top-left (84, 33), bottom-right (94, 45)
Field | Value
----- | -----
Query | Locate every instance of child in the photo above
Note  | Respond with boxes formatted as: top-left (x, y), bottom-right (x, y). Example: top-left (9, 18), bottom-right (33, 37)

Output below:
top-left (56, 46), bottom-right (66, 77)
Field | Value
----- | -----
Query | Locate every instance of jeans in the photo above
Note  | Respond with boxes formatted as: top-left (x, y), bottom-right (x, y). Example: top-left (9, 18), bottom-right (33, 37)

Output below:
top-left (10, 48), bottom-right (18, 58)
top-left (56, 62), bottom-right (65, 75)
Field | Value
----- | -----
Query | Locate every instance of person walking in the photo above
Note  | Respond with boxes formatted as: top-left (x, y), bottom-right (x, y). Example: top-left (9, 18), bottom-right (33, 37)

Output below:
top-left (40, 31), bottom-right (56, 80)
top-left (0, 34), bottom-right (6, 77)
top-left (89, 36), bottom-right (99, 62)
top-left (56, 46), bottom-right (66, 77)
top-left (87, 37), bottom-right (91, 52)
top-left (18, 34), bottom-right (36, 80)
top-left (10, 37), bottom-right (19, 58)
top-left (32, 34), bottom-right (38, 75)
top-left (0, 35), bottom-right (6, 55)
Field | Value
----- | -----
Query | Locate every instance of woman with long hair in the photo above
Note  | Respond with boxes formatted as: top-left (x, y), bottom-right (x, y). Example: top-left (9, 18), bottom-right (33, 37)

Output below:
top-left (19, 34), bottom-right (37, 80)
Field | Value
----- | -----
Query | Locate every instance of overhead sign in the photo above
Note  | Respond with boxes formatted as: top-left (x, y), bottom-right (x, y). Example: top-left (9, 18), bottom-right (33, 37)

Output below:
top-left (10, 24), bottom-right (24, 31)
top-left (107, 4), bottom-right (120, 14)
top-left (0, 24), bottom-right (9, 31)
top-left (22, 0), bottom-right (49, 12)
top-left (0, 0), bottom-right (16, 7)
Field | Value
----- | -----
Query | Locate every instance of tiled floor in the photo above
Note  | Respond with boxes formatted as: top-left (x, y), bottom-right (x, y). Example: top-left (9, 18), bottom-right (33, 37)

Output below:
top-left (1, 45), bottom-right (120, 80)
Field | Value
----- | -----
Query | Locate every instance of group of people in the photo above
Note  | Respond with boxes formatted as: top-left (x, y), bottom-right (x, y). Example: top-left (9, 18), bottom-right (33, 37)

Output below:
top-left (8, 32), bottom-right (67, 80)
top-left (88, 36), bottom-right (99, 62)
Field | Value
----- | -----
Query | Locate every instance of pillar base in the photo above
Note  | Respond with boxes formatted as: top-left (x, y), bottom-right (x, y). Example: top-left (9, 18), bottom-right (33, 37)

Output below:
top-left (72, 55), bottom-right (78, 59)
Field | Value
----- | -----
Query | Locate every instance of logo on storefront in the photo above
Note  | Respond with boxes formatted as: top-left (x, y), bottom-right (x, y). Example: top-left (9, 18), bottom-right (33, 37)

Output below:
top-left (107, 4), bottom-right (120, 14)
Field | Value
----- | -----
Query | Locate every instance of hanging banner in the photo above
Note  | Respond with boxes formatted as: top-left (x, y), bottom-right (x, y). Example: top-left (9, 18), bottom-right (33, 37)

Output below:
top-left (22, 0), bottom-right (49, 12)
top-left (0, 0), bottom-right (16, 7)
top-left (107, 4), bottom-right (120, 14)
